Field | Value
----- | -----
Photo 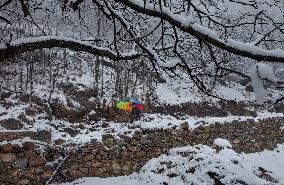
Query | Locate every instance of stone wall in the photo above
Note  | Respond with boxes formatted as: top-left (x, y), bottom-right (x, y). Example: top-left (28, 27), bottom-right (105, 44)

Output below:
top-left (1, 117), bottom-right (284, 185)
top-left (0, 142), bottom-right (55, 185)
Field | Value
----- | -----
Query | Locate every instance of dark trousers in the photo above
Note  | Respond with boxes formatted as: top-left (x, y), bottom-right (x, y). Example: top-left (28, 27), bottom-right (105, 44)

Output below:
top-left (129, 109), bottom-right (141, 123)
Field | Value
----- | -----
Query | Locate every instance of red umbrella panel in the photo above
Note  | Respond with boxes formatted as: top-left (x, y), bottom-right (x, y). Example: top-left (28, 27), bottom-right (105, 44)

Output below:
top-left (134, 103), bottom-right (144, 110)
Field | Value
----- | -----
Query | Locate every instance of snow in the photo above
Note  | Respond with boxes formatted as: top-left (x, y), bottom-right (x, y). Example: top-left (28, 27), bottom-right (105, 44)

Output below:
top-left (53, 143), bottom-right (284, 185)
top-left (88, 110), bottom-right (96, 115)
top-left (0, 137), bottom-right (47, 147)
top-left (156, 74), bottom-right (256, 104)
top-left (156, 81), bottom-right (203, 104)
top-left (9, 36), bottom-right (111, 52)
top-left (227, 39), bottom-right (284, 58)
top-left (138, 111), bottom-right (284, 130)
top-left (250, 63), bottom-right (277, 103)
top-left (46, 156), bottom-right (64, 167)
top-left (0, 43), bottom-right (6, 49)
top-left (213, 138), bottom-right (232, 148)
top-left (255, 63), bottom-right (277, 83)
top-left (244, 144), bottom-right (284, 185)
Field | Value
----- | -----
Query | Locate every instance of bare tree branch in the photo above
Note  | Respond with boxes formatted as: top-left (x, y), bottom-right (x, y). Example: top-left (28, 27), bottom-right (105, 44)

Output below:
top-left (115, 0), bottom-right (284, 62)
top-left (0, 36), bottom-right (141, 62)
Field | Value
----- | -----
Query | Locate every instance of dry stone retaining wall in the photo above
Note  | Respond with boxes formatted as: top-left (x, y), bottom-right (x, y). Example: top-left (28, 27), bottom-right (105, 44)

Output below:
top-left (0, 118), bottom-right (284, 184)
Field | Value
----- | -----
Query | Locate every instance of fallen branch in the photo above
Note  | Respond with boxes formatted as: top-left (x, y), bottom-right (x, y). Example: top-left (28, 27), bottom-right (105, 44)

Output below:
top-left (45, 153), bottom-right (70, 185)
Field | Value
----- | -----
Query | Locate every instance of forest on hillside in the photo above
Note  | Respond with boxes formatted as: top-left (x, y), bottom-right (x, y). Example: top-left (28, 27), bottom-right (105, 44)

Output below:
top-left (0, 0), bottom-right (284, 105)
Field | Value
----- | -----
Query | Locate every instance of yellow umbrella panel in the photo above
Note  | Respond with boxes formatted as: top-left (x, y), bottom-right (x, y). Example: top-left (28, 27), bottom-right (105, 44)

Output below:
top-left (116, 101), bottom-right (132, 111)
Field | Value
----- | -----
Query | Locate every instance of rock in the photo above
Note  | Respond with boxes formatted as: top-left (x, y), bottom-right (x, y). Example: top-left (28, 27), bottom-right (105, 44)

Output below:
top-left (95, 155), bottom-right (102, 160)
top-left (122, 165), bottom-right (130, 172)
top-left (12, 144), bottom-right (23, 152)
top-left (232, 120), bottom-right (240, 124)
top-left (101, 122), bottom-right (109, 128)
top-left (79, 167), bottom-right (88, 174)
top-left (107, 150), bottom-right (118, 159)
top-left (139, 137), bottom-right (152, 145)
top-left (103, 139), bottom-right (116, 148)
top-left (130, 139), bottom-right (139, 145)
top-left (91, 162), bottom-right (103, 168)
top-left (1, 153), bottom-right (16, 162)
top-left (0, 118), bottom-right (23, 130)
top-left (63, 128), bottom-right (80, 137)
top-left (54, 139), bottom-right (65, 145)
top-left (1, 143), bottom-right (13, 152)
top-left (132, 131), bottom-right (142, 140)
top-left (233, 139), bottom-right (241, 145)
top-left (181, 122), bottom-right (189, 130)
top-left (95, 142), bottom-right (106, 150)
top-left (119, 135), bottom-right (131, 141)
top-left (23, 142), bottom-right (36, 150)
top-left (70, 164), bottom-right (79, 170)
top-left (61, 166), bottom-right (84, 179)
top-left (29, 155), bottom-right (47, 167)
top-left (132, 164), bottom-right (138, 171)
top-left (18, 179), bottom-right (30, 185)
top-left (42, 170), bottom-right (53, 178)
top-left (34, 167), bottom-right (44, 174)
top-left (112, 162), bottom-right (121, 172)
top-left (84, 154), bottom-right (94, 161)
top-left (116, 139), bottom-right (126, 147)
top-left (102, 134), bottom-right (114, 141)
top-left (195, 121), bottom-right (206, 126)
top-left (13, 158), bottom-right (28, 168)
top-left (89, 167), bottom-right (97, 176)
top-left (136, 151), bottom-right (146, 158)
top-left (81, 148), bottom-right (90, 154)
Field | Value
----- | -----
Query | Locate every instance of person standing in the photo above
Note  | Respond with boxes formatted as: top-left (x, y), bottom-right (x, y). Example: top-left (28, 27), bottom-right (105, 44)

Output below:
top-left (129, 103), bottom-right (141, 123)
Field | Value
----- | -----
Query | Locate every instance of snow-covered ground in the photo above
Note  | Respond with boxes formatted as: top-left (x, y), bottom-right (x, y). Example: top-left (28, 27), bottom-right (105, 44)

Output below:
top-left (1, 94), bottom-right (284, 145)
top-left (157, 73), bottom-right (284, 105)
top-left (1, 71), bottom-right (284, 145)
top-left (55, 140), bottom-right (284, 185)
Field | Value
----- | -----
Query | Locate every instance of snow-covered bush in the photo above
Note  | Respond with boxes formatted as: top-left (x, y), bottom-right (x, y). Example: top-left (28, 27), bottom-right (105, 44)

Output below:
top-left (139, 145), bottom-right (273, 185)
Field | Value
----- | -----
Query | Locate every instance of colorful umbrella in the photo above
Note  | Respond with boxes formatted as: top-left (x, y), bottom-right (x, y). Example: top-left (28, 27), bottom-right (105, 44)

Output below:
top-left (116, 98), bottom-right (144, 111)
top-left (116, 101), bottom-right (132, 111)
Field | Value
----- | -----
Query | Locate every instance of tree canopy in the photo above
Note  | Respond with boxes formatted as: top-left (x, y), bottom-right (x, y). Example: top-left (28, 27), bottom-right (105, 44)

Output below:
top-left (0, 0), bottom-right (283, 98)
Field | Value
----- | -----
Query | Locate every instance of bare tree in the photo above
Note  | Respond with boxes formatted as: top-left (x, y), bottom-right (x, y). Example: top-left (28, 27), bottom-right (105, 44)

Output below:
top-left (0, 0), bottom-right (283, 101)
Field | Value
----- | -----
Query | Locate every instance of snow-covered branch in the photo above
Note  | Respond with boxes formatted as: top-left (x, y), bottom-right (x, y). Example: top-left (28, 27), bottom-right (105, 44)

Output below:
top-left (115, 0), bottom-right (284, 62)
top-left (0, 36), bottom-right (141, 62)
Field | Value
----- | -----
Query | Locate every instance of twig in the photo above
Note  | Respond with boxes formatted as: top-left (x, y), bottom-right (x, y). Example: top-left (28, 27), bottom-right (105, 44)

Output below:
top-left (45, 153), bottom-right (70, 185)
